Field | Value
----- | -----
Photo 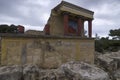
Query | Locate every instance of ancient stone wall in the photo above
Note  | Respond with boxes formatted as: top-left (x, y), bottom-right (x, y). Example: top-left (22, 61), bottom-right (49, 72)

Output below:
top-left (1, 36), bottom-right (94, 68)
top-left (0, 38), bottom-right (1, 65)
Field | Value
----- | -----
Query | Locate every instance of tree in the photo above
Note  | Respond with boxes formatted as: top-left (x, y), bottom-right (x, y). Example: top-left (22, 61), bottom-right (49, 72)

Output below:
top-left (109, 28), bottom-right (120, 40)
top-left (0, 24), bottom-right (18, 33)
top-left (10, 24), bottom-right (18, 33)
top-left (0, 24), bottom-right (9, 33)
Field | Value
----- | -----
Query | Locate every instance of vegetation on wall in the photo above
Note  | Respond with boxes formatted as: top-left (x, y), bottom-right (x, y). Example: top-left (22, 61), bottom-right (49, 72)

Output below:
top-left (0, 24), bottom-right (24, 33)
top-left (0, 24), bottom-right (18, 33)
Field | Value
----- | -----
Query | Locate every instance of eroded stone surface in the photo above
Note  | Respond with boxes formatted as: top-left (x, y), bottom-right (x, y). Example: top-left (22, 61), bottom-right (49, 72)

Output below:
top-left (96, 51), bottom-right (120, 70)
top-left (60, 61), bottom-right (109, 80)
top-left (0, 65), bottom-right (22, 80)
top-left (113, 69), bottom-right (120, 80)
top-left (0, 61), bottom-right (109, 80)
top-left (95, 50), bottom-right (120, 80)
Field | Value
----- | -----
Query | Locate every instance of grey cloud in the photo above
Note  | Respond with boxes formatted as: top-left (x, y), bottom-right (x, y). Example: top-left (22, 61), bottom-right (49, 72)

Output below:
top-left (0, 0), bottom-right (120, 36)
top-left (0, 0), bottom-right (49, 27)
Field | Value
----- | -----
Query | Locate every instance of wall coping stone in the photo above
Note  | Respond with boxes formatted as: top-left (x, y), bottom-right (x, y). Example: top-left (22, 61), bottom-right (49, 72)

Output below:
top-left (0, 33), bottom-right (94, 40)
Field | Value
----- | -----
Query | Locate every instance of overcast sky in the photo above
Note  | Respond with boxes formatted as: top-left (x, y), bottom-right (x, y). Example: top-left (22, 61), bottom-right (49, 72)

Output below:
top-left (0, 0), bottom-right (120, 37)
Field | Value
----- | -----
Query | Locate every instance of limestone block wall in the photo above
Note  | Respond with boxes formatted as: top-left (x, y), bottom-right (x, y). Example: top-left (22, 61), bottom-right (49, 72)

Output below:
top-left (0, 37), bottom-right (1, 65)
top-left (1, 36), bottom-right (94, 68)
top-left (48, 11), bottom-right (64, 36)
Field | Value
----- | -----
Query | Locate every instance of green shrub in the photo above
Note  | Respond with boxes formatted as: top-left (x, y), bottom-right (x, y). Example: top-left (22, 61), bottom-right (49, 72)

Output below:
top-left (95, 39), bottom-right (120, 52)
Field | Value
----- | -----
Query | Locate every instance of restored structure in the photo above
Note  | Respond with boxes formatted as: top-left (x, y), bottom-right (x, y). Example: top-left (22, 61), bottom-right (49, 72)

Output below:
top-left (0, 1), bottom-right (94, 68)
top-left (44, 1), bottom-right (94, 37)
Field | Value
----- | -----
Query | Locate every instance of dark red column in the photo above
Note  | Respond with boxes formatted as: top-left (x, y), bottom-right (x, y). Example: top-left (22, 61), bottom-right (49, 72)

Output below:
top-left (63, 13), bottom-right (69, 35)
top-left (77, 17), bottom-right (84, 37)
top-left (44, 24), bottom-right (50, 35)
top-left (81, 20), bottom-right (85, 37)
top-left (88, 20), bottom-right (92, 38)
top-left (77, 18), bottom-right (82, 36)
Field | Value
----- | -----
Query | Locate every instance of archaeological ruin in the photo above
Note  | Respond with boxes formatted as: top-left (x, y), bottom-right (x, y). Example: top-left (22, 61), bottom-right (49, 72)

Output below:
top-left (0, 1), bottom-right (94, 68)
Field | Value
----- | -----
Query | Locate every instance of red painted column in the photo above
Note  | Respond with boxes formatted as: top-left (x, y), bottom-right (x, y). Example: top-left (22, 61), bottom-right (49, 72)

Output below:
top-left (81, 20), bottom-right (85, 37)
top-left (88, 20), bottom-right (92, 38)
top-left (63, 13), bottom-right (69, 35)
top-left (44, 24), bottom-right (50, 35)
top-left (77, 18), bottom-right (82, 36)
